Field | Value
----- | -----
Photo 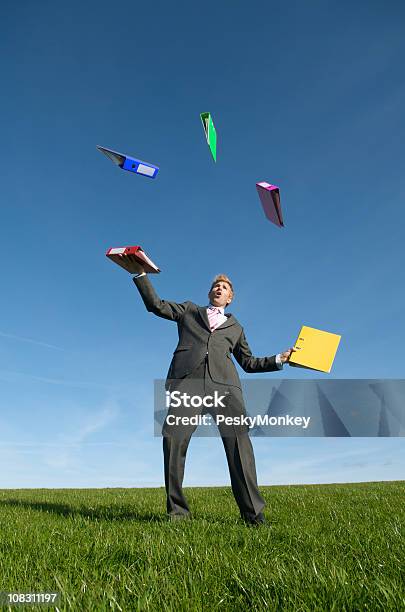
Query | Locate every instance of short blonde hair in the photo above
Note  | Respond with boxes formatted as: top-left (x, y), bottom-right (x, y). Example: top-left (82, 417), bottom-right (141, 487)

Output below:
top-left (210, 274), bottom-right (234, 300)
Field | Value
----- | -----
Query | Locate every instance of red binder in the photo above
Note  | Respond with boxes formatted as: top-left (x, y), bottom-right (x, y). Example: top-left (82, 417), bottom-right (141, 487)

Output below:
top-left (106, 246), bottom-right (160, 274)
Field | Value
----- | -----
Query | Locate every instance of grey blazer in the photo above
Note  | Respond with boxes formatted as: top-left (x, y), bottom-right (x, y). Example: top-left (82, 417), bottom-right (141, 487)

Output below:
top-left (133, 275), bottom-right (279, 389)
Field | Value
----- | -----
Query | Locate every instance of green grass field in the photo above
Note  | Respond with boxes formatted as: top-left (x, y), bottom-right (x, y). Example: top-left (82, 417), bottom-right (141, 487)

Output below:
top-left (0, 482), bottom-right (403, 611)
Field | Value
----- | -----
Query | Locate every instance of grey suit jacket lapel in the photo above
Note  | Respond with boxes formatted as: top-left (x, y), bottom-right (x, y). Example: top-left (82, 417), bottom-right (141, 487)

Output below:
top-left (216, 314), bottom-right (236, 330)
top-left (197, 306), bottom-right (211, 332)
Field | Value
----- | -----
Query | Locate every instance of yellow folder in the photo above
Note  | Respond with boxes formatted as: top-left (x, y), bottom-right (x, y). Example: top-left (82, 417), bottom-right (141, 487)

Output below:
top-left (289, 325), bottom-right (341, 373)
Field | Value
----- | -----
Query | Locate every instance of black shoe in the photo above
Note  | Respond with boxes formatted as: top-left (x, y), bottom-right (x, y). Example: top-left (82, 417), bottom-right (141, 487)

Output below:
top-left (243, 512), bottom-right (266, 526)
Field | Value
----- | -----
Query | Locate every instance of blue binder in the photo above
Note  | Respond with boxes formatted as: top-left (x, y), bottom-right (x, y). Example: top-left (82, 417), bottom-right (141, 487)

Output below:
top-left (96, 145), bottom-right (159, 179)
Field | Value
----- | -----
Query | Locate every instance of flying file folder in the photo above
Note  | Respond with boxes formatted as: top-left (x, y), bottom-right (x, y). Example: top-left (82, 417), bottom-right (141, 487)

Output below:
top-left (256, 182), bottom-right (284, 227)
top-left (200, 112), bottom-right (217, 162)
top-left (289, 325), bottom-right (341, 373)
top-left (96, 145), bottom-right (159, 179)
top-left (106, 246), bottom-right (160, 274)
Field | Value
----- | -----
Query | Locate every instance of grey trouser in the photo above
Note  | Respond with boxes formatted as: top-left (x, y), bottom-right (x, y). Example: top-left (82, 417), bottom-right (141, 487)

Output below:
top-left (163, 358), bottom-right (265, 520)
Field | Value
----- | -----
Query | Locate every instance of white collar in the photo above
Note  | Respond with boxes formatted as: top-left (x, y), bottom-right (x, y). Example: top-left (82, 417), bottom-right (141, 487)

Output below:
top-left (207, 304), bottom-right (225, 315)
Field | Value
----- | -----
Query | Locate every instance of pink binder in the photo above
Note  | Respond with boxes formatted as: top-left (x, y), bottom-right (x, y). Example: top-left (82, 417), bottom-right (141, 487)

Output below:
top-left (256, 182), bottom-right (284, 227)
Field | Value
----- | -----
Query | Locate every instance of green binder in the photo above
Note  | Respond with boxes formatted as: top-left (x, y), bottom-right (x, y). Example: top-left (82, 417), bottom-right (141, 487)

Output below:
top-left (200, 112), bottom-right (217, 162)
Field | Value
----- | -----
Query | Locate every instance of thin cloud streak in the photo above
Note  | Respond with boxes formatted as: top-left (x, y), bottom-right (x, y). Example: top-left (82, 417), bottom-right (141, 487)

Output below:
top-left (0, 369), bottom-right (116, 390)
top-left (258, 443), bottom-right (393, 475)
top-left (0, 331), bottom-right (64, 351)
top-left (0, 442), bottom-right (129, 447)
top-left (44, 401), bottom-right (121, 470)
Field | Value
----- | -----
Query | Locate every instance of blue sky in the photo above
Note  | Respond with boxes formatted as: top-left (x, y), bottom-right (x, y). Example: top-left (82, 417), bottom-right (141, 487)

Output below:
top-left (1, 1), bottom-right (404, 488)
